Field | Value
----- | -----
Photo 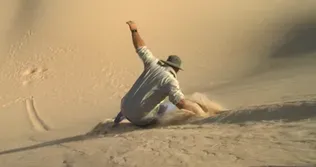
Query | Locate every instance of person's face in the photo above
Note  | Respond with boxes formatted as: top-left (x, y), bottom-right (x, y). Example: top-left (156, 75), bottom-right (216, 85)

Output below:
top-left (174, 68), bottom-right (180, 73)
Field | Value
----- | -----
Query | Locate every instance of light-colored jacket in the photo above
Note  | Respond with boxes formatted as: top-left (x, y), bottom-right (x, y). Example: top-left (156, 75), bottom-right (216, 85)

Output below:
top-left (121, 46), bottom-right (184, 125)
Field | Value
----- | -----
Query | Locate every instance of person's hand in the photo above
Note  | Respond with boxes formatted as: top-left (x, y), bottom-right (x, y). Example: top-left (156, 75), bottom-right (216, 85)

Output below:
top-left (126, 20), bottom-right (137, 31)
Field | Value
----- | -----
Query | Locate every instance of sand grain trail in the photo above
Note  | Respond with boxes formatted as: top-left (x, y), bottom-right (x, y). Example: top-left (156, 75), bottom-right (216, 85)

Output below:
top-left (25, 97), bottom-right (49, 132)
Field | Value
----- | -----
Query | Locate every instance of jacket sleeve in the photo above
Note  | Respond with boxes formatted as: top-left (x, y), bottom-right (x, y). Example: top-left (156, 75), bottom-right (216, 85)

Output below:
top-left (136, 46), bottom-right (159, 67)
top-left (167, 80), bottom-right (185, 105)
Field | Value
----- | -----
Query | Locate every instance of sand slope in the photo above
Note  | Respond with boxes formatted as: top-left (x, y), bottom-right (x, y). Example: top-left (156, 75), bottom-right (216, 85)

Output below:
top-left (0, 0), bottom-right (316, 166)
top-left (0, 101), bottom-right (315, 167)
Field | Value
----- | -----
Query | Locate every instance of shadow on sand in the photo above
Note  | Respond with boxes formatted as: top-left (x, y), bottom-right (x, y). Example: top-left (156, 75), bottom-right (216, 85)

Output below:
top-left (0, 122), bottom-right (153, 156)
top-left (270, 16), bottom-right (316, 58)
top-left (0, 100), bottom-right (315, 156)
top-left (191, 100), bottom-right (316, 125)
top-left (5, 0), bottom-right (41, 49)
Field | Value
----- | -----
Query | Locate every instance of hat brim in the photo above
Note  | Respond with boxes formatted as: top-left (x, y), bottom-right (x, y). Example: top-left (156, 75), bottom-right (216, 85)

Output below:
top-left (160, 60), bottom-right (183, 70)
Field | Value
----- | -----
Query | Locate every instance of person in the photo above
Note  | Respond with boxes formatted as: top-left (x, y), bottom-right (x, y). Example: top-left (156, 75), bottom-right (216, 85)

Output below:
top-left (113, 21), bottom-right (207, 127)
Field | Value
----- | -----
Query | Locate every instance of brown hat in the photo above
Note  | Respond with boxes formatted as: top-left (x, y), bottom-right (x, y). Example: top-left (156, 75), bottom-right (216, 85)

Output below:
top-left (160, 55), bottom-right (183, 70)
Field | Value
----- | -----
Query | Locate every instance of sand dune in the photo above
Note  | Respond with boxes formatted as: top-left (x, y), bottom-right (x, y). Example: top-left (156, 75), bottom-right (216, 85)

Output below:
top-left (1, 0), bottom-right (316, 166)
top-left (0, 101), bottom-right (315, 167)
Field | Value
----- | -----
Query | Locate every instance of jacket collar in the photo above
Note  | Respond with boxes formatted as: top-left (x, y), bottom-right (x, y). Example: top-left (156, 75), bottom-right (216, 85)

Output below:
top-left (167, 67), bottom-right (177, 78)
top-left (158, 60), bottom-right (177, 78)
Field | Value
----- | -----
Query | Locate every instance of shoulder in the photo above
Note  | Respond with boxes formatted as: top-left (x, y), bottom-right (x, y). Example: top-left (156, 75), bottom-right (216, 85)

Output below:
top-left (169, 78), bottom-right (180, 87)
top-left (160, 70), bottom-right (179, 85)
top-left (164, 77), bottom-right (181, 92)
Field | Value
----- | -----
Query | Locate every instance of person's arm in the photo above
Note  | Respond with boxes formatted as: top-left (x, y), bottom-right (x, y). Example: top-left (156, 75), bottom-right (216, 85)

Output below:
top-left (126, 21), bottom-right (145, 50)
top-left (168, 81), bottom-right (208, 117)
top-left (126, 20), bottom-right (158, 66)
top-left (176, 99), bottom-right (208, 117)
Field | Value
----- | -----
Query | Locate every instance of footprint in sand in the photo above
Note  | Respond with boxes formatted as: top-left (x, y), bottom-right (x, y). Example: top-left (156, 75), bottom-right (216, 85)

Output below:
top-left (21, 66), bottom-right (48, 86)
top-left (62, 159), bottom-right (74, 167)
top-left (21, 67), bottom-right (37, 76)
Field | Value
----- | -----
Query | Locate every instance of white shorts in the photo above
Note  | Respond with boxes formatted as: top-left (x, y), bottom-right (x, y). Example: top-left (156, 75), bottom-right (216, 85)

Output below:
top-left (157, 101), bottom-right (177, 116)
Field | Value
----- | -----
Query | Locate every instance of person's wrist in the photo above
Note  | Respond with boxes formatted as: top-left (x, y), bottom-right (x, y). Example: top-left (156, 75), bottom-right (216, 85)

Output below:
top-left (131, 29), bottom-right (138, 33)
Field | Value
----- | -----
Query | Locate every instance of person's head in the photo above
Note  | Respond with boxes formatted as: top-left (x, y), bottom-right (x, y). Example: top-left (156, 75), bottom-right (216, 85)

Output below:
top-left (161, 55), bottom-right (183, 73)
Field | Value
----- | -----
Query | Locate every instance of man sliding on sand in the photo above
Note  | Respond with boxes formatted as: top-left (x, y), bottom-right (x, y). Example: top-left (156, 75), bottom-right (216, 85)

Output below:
top-left (113, 21), bottom-right (207, 127)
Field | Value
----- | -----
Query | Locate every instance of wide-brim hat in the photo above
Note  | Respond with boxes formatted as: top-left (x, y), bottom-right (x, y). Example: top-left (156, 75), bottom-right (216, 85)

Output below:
top-left (160, 55), bottom-right (183, 70)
